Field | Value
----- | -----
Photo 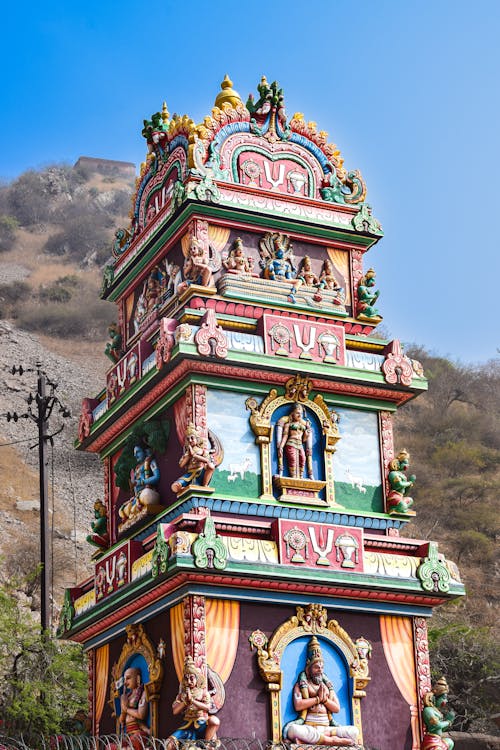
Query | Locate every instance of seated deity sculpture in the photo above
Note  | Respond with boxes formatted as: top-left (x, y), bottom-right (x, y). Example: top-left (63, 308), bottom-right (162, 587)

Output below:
top-left (119, 443), bottom-right (160, 523)
top-left (178, 238), bottom-right (214, 294)
top-left (266, 235), bottom-right (294, 281)
top-left (283, 636), bottom-right (359, 746)
top-left (223, 237), bottom-right (254, 274)
top-left (288, 256), bottom-right (322, 303)
top-left (171, 423), bottom-right (215, 495)
top-left (318, 260), bottom-right (343, 303)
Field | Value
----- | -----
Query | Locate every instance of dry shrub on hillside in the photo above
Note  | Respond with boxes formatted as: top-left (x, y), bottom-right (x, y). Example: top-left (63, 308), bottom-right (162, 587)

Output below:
top-left (0, 215), bottom-right (19, 252)
top-left (17, 284), bottom-right (114, 339)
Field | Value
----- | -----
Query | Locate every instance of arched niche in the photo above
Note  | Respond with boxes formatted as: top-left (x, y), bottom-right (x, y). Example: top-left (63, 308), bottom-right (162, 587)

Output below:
top-left (110, 624), bottom-right (164, 737)
top-left (246, 374), bottom-right (342, 507)
top-left (250, 604), bottom-right (371, 747)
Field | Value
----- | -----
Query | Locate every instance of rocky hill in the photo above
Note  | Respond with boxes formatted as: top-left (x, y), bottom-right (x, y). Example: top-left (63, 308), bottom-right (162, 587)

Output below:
top-left (0, 160), bottom-right (133, 608)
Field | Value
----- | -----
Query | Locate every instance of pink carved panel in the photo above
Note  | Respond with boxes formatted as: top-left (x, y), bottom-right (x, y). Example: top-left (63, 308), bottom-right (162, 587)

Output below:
top-left (106, 340), bottom-right (153, 405)
top-left (261, 313), bottom-right (346, 366)
top-left (94, 541), bottom-right (142, 601)
top-left (275, 519), bottom-right (364, 571)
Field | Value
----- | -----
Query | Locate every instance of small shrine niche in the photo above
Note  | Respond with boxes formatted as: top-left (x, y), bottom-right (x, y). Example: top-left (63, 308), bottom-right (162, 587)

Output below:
top-left (246, 375), bottom-right (341, 507)
top-left (109, 624), bottom-right (164, 737)
top-left (250, 604), bottom-right (371, 748)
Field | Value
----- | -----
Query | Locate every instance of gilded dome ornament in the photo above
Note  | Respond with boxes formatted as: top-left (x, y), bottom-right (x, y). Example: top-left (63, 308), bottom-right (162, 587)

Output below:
top-left (214, 74), bottom-right (243, 109)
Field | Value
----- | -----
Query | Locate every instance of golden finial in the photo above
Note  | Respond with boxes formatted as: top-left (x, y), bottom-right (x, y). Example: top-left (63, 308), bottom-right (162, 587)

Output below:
top-left (214, 74), bottom-right (242, 109)
top-left (161, 101), bottom-right (170, 126)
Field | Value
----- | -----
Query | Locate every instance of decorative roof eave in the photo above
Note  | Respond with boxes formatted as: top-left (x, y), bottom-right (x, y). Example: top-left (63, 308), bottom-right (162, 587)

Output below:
top-left (103, 197), bottom-right (381, 303)
top-left (77, 351), bottom-right (427, 455)
top-left (61, 557), bottom-right (465, 646)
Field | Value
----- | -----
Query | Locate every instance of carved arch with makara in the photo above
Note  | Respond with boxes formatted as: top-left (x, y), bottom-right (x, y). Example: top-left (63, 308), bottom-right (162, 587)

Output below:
top-left (110, 623), bottom-right (164, 737)
top-left (217, 132), bottom-right (325, 199)
top-left (249, 604), bottom-right (371, 747)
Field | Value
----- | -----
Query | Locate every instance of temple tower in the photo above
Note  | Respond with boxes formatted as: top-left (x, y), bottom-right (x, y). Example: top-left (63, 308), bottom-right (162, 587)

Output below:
top-left (61, 76), bottom-right (464, 750)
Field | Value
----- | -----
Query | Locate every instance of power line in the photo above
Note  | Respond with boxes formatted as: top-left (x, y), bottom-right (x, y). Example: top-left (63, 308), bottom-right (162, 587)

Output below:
top-left (2, 363), bottom-right (71, 634)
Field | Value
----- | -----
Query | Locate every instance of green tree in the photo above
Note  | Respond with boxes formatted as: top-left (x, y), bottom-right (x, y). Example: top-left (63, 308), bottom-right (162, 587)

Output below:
top-left (0, 214), bottom-right (19, 252)
top-left (0, 573), bottom-right (87, 740)
top-left (428, 623), bottom-right (499, 733)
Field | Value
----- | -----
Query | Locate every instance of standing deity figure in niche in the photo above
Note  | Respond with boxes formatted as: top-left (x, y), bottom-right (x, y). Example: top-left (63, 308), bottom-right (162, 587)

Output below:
top-left (265, 235), bottom-right (295, 281)
top-left (86, 499), bottom-right (109, 550)
top-left (105, 323), bottom-right (124, 364)
top-left (223, 237), bottom-right (254, 274)
top-left (421, 677), bottom-right (455, 750)
top-left (133, 289), bottom-right (148, 334)
top-left (171, 423), bottom-right (215, 494)
top-left (144, 268), bottom-right (162, 311)
top-left (283, 636), bottom-right (359, 747)
top-left (387, 449), bottom-right (415, 514)
top-left (167, 656), bottom-right (220, 748)
top-left (277, 404), bottom-right (314, 480)
top-left (117, 667), bottom-right (150, 748)
top-left (178, 237), bottom-right (214, 294)
top-left (356, 268), bottom-right (381, 321)
top-left (318, 260), bottom-right (344, 304)
top-left (119, 444), bottom-right (160, 523)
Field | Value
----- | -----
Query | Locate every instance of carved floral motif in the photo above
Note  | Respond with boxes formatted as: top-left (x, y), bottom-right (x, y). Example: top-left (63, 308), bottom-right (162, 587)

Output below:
top-left (382, 339), bottom-right (414, 387)
top-left (195, 308), bottom-right (228, 358)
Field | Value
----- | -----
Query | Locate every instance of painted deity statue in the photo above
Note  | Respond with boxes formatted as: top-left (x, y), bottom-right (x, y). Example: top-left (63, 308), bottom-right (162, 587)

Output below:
top-left (223, 237), bottom-right (254, 274)
top-left (118, 667), bottom-right (150, 748)
top-left (319, 260), bottom-right (343, 304)
top-left (144, 268), bottom-right (162, 311)
top-left (119, 444), bottom-right (160, 523)
top-left (421, 677), bottom-right (455, 750)
top-left (356, 268), bottom-right (381, 321)
top-left (387, 449), bottom-right (415, 514)
top-left (283, 636), bottom-right (359, 747)
top-left (105, 323), bottom-right (124, 364)
top-left (86, 499), bottom-right (109, 550)
top-left (178, 238), bottom-right (214, 294)
top-left (266, 235), bottom-right (294, 281)
top-left (168, 656), bottom-right (220, 748)
top-left (171, 423), bottom-right (215, 495)
top-left (288, 256), bottom-right (322, 303)
top-left (277, 404), bottom-right (314, 480)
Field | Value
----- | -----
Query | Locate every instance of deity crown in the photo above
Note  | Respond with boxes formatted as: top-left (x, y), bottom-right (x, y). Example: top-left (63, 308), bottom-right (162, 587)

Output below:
top-left (306, 635), bottom-right (323, 666)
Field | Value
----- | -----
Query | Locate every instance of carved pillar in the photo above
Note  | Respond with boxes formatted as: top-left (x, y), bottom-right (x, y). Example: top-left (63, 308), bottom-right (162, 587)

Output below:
top-left (414, 617), bottom-right (432, 743)
top-left (103, 457), bottom-right (114, 543)
top-left (185, 383), bottom-right (208, 442)
top-left (379, 410), bottom-right (395, 507)
top-left (118, 298), bottom-right (126, 345)
top-left (350, 248), bottom-right (364, 315)
top-left (190, 218), bottom-right (210, 257)
top-left (183, 594), bottom-right (207, 681)
top-left (88, 648), bottom-right (96, 736)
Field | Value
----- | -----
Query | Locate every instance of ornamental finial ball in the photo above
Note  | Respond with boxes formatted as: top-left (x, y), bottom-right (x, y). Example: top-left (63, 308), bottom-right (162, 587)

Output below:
top-left (214, 74), bottom-right (242, 109)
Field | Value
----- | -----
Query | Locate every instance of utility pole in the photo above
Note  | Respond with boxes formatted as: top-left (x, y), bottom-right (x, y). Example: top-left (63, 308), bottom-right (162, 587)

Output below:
top-left (6, 363), bottom-right (71, 633)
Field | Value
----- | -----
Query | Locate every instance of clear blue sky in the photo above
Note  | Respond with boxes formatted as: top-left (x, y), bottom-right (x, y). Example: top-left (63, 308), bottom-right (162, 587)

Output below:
top-left (1, 1), bottom-right (498, 363)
